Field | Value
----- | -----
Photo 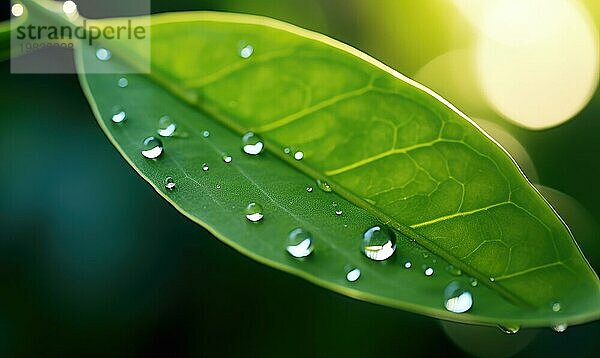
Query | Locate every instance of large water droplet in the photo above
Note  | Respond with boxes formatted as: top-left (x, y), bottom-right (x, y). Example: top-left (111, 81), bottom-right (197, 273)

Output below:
top-left (335, 210), bottom-right (343, 216)
top-left (96, 48), bottom-right (111, 61)
top-left (245, 202), bottom-right (263, 222)
top-left (286, 228), bottom-right (314, 258)
top-left (111, 107), bottom-right (127, 123)
top-left (445, 265), bottom-right (462, 276)
top-left (317, 179), bottom-right (332, 192)
top-left (157, 116), bottom-right (177, 137)
top-left (11, 3), bottom-right (24, 17)
top-left (242, 132), bottom-right (264, 155)
top-left (222, 155), bottom-right (232, 163)
top-left (240, 44), bottom-right (254, 59)
top-left (117, 77), bottom-right (129, 88)
top-left (444, 282), bottom-right (473, 313)
top-left (202, 163), bottom-right (210, 172)
top-left (362, 225), bottom-right (396, 261)
top-left (294, 151), bottom-right (304, 160)
top-left (552, 323), bottom-right (568, 333)
top-left (345, 267), bottom-right (361, 282)
top-left (424, 267), bottom-right (434, 276)
top-left (164, 177), bottom-right (176, 191)
top-left (498, 324), bottom-right (521, 335)
top-left (141, 137), bottom-right (163, 159)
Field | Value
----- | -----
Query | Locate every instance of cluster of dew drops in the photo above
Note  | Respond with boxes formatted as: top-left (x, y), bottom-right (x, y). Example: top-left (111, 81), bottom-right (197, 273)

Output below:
top-left (100, 42), bottom-right (568, 334)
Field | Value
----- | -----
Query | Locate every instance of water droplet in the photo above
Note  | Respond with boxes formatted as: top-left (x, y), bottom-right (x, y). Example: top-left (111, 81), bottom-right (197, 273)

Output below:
top-left (202, 163), bottom-right (209, 172)
top-left (11, 3), bottom-right (24, 17)
top-left (240, 44), bottom-right (254, 59)
top-left (552, 323), bottom-right (568, 333)
top-left (469, 278), bottom-right (478, 287)
top-left (164, 177), bottom-right (176, 191)
top-left (202, 130), bottom-right (210, 138)
top-left (157, 116), bottom-right (177, 137)
top-left (444, 282), bottom-right (473, 313)
top-left (216, 184), bottom-right (221, 190)
top-left (242, 132), bottom-right (264, 155)
top-left (445, 265), bottom-right (462, 276)
top-left (362, 225), bottom-right (396, 261)
top-left (551, 302), bottom-right (561, 312)
top-left (317, 179), bottom-right (332, 192)
top-left (117, 77), bottom-right (129, 88)
top-left (111, 107), bottom-right (126, 123)
top-left (222, 155), bottom-right (232, 163)
top-left (283, 147), bottom-right (291, 154)
top-left (62, 1), bottom-right (77, 16)
top-left (424, 267), bottom-right (434, 276)
top-left (141, 137), bottom-right (163, 159)
top-left (346, 267), bottom-right (361, 282)
top-left (245, 202), bottom-right (263, 222)
top-left (306, 187), bottom-right (313, 193)
top-left (404, 261), bottom-right (412, 269)
top-left (294, 151), bottom-right (304, 160)
top-left (96, 48), bottom-right (111, 61)
top-left (335, 210), bottom-right (343, 216)
top-left (498, 324), bottom-right (521, 335)
top-left (489, 277), bottom-right (496, 282)
top-left (286, 228), bottom-right (314, 258)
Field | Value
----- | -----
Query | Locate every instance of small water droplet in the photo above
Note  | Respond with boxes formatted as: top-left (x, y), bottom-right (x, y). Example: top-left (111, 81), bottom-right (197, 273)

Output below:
top-left (96, 48), bottom-right (111, 61)
top-left (245, 202), bottom-right (264, 222)
top-left (489, 277), bottom-right (496, 282)
top-left (240, 44), bottom-right (254, 58)
top-left (11, 3), bottom-right (24, 17)
top-left (362, 225), bottom-right (396, 261)
top-left (498, 324), bottom-right (521, 335)
top-left (551, 302), bottom-right (561, 312)
top-left (164, 177), bottom-right (176, 191)
top-left (117, 77), bottom-right (129, 88)
top-left (345, 267), bottom-right (361, 282)
top-left (286, 228), bottom-right (314, 258)
top-left (111, 107), bottom-right (126, 123)
top-left (222, 155), bottom-right (233, 163)
top-left (283, 147), bottom-right (291, 154)
top-left (424, 267), bottom-right (434, 276)
top-left (335, 210), bottom-right (343, 216)
top-left (469, 278), bottom-right (478, 287)
top-left (157, 116), bottom-right (177, 137)
top-left (552, 323), bottom-right (568, 333)
top-left (202, 163), bottom-right (209, 172)
top-left (141, 137), bottom-right (163, 159)
top-left (444, 282), bottom-right (473, 313)
top-left (404, 261), bottom-right (412, 269)
top-left (216, 184), bottom-right (222, 189)
top-left (294, 151), bottom-right (304, 160)
top-left (306, 187), bottom-right (313, 193)
top-left (202, 130), bottom-right (210, 138)
top-left (445, 265), bottom-right (462, 276)
top-left (242, 132), bottom-right (264, 155)
top-left (317, 179), bottom-right (332, 192)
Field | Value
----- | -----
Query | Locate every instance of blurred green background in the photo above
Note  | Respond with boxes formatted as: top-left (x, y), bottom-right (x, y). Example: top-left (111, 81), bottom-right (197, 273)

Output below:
top-left (1, 0), bottom-right (599, 356)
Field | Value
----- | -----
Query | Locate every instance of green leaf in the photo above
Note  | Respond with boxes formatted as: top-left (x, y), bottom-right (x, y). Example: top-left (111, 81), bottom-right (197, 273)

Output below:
top-left (22, 1), bottom-right (600, 327)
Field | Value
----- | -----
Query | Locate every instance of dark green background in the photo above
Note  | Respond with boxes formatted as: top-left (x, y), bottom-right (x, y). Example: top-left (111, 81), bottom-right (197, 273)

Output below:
top-left (1, 1), bottom-right (598, 356)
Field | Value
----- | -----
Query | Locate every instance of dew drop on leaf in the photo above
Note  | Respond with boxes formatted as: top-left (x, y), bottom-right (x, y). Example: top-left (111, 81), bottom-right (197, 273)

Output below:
top-left (96, 48), bottom-right (111, 61)
top-left (404, 261), bottom-right (412, 269)
top-left (306, 187), bottom-right (313, 193)
top-left (424, 267), bottom-right (434, 276)
top-left (552, 323), bottom-right (568, 333)
top-left (445, 265), bottom-right (462, 276)
top-left (157, 115), bottom-right (177, 137)
top-left (469, 278), bottom-right (478, 287)
top-left (362, 225), bottom-right (396, 261)
top-left (551, 302), bottom-right (561, 312)
top-left (141, 136), bottom-right (163, 159)
top-left (444, 282), bottom-right (473, 314)
top-left (294, 151), bottom-right (304, 160)
top-left (240, 44), bottom-right (254, 59)
top-left (202, 163), bottom-right (209, 172)
top-left (202, 130), bottom-right (210, 138)
top-left (164, 177), bottom-right (176, 191)
top-left (242, 132), bottom-right (264, 155)
top-left (283, 147), bottom-right (291, 154)
top-left (345, 267), bottom-right (361, 282)
top-left (497, 324), bottom-right (521, 335)
top-left (286, 228), bottom-right (314, 258)
top-left (117, 77), bottom-right (129, 88)
top-left (222, 155), bottom-right (232, 163)
top-left (335, 210), bottom-right (343, 216)
top-left (244, 202), bottom-right (264, 222)
top-left (316, 179), bottom-right (332, 192)
top-left (111, 107), bottom-right (126, 123)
